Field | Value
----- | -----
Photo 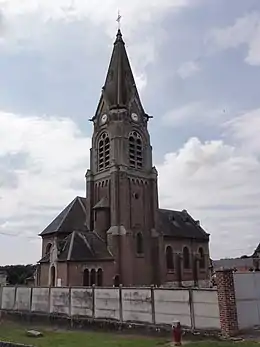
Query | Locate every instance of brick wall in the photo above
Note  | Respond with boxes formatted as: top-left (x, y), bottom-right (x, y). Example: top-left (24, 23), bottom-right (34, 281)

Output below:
top-left (216, 269), bottom-right (238, 337)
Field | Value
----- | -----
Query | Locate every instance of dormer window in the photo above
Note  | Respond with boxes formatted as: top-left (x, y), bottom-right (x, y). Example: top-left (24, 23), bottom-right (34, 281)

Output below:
top-left (98, 132), bottom-right (110, 171)
top-left (129, 131), bottom-right (143, 169)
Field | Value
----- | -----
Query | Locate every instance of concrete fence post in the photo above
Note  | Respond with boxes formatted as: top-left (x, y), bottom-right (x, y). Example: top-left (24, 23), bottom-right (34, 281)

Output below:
top-left (68, 287), bottom-right (72, 318)
top-left (13, 286), bottom-right (18, 310)
top-left (151, 285), bottom-right (156, 325)
top-left (0, 286), bottom-right (3, 310)
top-left (48, 286), bottom-right (51, 315)
top-left (92, 285), bottom-right (95, 319)
top-left (29, 287), bottom-right (33, 312)
top-left (119, 284), bottom-right (123, 322)
top-left (216, 269), bottom-right (239, 337)
top-left (188, 289), bottom-right (195, 330)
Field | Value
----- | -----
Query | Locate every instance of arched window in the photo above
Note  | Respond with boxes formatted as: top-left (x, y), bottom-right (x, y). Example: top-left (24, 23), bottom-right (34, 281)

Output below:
top-left (198, 247), bottom-right (205, 269)
top-left (129, 131), bottom-right (143, 169)
top-left (50, 266), bottom-right (56, 287)
top-left (97, 268), bottom-right (103, 286)
top-left (83, 269), bottom-right (89, 286)
top-left (45, 243), bottom-right (52, 255)
top-left (90, 269), bottom-right (96, 286)
top-left (183, 246), bottom-right (190, 269)
top-left (98, 133), bottom-right (110, 171)
top-left (166, 246), bottom-right (174, 270)
top-left (136, 232), bottom-right (144, 254)
top-left (114, 275), bottom-right (120, 287)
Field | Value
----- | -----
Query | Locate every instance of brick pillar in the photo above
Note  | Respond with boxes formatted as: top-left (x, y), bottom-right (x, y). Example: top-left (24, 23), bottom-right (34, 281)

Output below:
top-left (216, 269), bottom-right (238, 337)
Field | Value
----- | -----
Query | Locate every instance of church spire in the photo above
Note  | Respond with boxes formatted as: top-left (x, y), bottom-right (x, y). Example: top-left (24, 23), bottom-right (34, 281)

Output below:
top-left (101, 29), bottom-right (142, 111)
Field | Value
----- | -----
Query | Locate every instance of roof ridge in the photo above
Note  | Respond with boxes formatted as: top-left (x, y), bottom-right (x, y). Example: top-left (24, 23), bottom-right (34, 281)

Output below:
top-left (93, 230), bottom-right (105, 242)
top-left (78, 231), bottom-right (95, 256)
top-left (67, 231), bottom-right (76, 261)
top-left (93, 231), bottom-right (113, 257)
top-left (77, 196), bottom-right (86, 215)
top-left (55, 197), bottom-right (77, 233)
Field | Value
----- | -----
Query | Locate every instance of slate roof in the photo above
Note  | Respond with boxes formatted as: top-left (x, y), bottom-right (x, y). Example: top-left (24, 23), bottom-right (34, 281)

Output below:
top-left (158, 209), bottom-right (209, 240)
top-left (39, 196), bottom-right (87, 236)
top-left (39, 196), bottom-right (209, 263)
top-left (39, 231), bottom-right (113, 263)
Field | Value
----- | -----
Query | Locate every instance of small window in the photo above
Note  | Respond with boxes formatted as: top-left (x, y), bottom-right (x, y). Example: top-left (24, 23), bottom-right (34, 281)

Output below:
top-left (50, 266), bottom-right (56, 287)
top-left (166, 246), bottom-right (174, 270)
top-left (97, 268), bottom-right (103, 286)
top-left (98, 133), bottom-right (110, 171)
top-left (83, 269), bottom-right (89, 286)
top-left (45, 243), bottom-right (52, 255)
top-left (90, 269), bottom-right (96, 286)
top-left (129, 131), bottom-right (143, 169)
top-left (198, 247), bottom-right (205, 269)
top-left (136, 232), bottom-right (144, 254)
top-left (183, 246), bottom-right (190, 269)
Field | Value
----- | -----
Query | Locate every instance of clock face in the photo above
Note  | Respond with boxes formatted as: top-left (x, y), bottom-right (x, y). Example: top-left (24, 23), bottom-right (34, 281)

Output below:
top-left (131, 113), bottom-right (139, 122)
top-left (100, 114), bottom-right (108, 124)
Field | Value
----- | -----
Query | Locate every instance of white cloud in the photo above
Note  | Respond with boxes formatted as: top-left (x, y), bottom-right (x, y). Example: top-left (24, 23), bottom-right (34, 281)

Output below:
top-left (158, 134), bottom-right (260, 259)
top-left (0, 110), bottom-right (90, 264)
top-left (224, 108), bottom-right (260, 153)
top-left (161, 107), bottom-right (260, 259)
top-left (0, 0), bottom-right (192, 97)
top-left (177, 60), bottom-right (200, 79)
top-left (208, 12), bottom-right (260, 66)
top-left (0, 0), bottom-right (191, 41)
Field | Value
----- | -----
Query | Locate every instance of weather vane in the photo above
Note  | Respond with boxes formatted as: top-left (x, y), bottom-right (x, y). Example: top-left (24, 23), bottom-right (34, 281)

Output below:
top-left (116, 10), bottom-right (122, 30)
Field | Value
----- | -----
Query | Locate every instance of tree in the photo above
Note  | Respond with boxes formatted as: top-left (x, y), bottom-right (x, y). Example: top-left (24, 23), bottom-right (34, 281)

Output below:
top-left (0, 264), bottom-right (36, 285)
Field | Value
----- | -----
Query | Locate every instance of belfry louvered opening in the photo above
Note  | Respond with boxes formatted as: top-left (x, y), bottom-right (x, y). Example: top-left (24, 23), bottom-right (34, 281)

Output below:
top-left (129, 131), bottom-right (143, 169)
top-left (98, 132), bottom-right (110, 171)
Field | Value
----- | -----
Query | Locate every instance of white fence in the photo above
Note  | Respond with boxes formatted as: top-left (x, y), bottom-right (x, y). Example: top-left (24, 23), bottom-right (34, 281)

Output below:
top-left (234, 272), bottom-right (260, 329)
top-left (0, 286), bottom-right (220, 331)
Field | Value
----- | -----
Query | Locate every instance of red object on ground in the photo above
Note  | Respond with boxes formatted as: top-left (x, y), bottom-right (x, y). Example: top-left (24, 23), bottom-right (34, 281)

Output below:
top-left (172, 321), bottom-right (182, 346)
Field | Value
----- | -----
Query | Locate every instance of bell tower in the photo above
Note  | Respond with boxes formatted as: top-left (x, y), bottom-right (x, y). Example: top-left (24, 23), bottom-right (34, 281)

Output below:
top-left (85, 29), bottom-right (161, 286)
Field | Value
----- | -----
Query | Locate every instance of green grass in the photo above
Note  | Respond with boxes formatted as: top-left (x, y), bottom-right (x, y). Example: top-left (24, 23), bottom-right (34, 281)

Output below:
top-left (0, 322), bottom-right (259, 347)
top-left (0, 322), bottom-right (166, 347)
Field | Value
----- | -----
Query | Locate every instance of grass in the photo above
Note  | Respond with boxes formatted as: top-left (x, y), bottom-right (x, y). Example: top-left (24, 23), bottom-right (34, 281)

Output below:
top-left (0, 322), bottom-right (166, 347)
top-left (0, 322), bottom-right (259, 347)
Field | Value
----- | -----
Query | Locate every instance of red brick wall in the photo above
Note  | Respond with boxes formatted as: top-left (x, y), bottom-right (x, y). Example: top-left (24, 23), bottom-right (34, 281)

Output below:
top-left (39, 263), bottom-right (49, 286)
top-left (163, 239), bottom-right (210, 284)
top-left (216, 269), bottom-right (238, 336)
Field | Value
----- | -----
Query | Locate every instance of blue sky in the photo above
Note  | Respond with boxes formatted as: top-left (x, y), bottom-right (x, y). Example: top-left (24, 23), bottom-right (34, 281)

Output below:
top-left (0, 0), bottom-right (260, 264)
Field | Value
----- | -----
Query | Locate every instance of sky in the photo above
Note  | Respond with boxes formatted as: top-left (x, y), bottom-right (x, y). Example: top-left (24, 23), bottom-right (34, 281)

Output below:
top-left (0, 0), bottom-right (260, 264)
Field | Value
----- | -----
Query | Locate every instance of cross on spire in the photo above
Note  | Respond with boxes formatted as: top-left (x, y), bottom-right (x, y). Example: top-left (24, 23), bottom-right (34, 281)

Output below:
top-left (116, 10), bottom-right (122, 30)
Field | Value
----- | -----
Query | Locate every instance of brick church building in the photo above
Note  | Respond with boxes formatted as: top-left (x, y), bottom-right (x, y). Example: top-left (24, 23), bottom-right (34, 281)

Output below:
top-left (37, 29), bottom-right (210, 288)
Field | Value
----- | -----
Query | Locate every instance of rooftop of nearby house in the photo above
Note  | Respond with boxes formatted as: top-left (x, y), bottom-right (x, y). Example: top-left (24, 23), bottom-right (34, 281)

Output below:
top-left (212, 257), bottom-right (257, 271)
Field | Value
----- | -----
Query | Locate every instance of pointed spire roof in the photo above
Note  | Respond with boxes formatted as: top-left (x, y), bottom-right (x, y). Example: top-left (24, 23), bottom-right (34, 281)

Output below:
top-left (101, 29), bottom-right (142, 110)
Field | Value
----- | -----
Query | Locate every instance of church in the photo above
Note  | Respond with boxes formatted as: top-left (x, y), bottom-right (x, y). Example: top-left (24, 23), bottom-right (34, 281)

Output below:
top-left (37, 29), bottom-right (210, 288)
